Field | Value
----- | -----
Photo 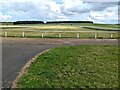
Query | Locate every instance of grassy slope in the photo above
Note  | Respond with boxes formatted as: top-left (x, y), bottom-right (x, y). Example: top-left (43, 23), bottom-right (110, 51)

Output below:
top-left (18, 45), bottom-right (118, 88)
top-left (79, 23), bottom-right (119, 28)
top-left (0, 23), bottom-right (119, 38)
top-left (1, 23), bottom-right (120, 30)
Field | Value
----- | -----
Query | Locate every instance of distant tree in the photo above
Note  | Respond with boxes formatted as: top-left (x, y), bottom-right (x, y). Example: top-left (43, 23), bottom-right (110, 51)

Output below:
top-left (13, 21), bottom-right (44, 25)
top-left (46, 21), bottom-right (93, 24)
top-left (13, 21), bottom-right (93, 25)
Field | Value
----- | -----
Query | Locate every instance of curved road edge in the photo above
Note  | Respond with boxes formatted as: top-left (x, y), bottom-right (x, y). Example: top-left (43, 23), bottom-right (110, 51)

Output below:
top-left (11, 49), bottom-right (50, 88)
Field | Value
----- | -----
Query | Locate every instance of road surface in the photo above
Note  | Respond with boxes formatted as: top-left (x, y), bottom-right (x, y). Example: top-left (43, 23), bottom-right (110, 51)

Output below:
top-left (2, 38), bottom-right (118, 88)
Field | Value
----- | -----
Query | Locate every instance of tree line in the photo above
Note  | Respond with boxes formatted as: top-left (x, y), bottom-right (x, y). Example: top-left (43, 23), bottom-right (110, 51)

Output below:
top-left (13, 21), bottom-right (93, 25)
top-left (46, 21), bottom-right (93, 24)
top-left (13, 21), bottom-right (44, 25)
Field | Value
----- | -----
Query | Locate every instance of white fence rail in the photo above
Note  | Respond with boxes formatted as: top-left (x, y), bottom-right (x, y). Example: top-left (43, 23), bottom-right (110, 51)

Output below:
top-left (2, 30), bottom-right (119, 39)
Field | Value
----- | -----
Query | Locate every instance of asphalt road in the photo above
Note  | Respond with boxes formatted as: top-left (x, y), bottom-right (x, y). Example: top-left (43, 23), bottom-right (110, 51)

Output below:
top-left (2, 38), bottom-right (118, 88)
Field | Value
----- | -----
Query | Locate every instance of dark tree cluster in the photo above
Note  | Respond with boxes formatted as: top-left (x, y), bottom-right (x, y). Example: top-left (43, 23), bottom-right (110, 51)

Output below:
top-left (13, 21), bottom-right (93, 25)
top-left (46, 21), bottom-right (93, 24)
top-left (13, 21), bottom-right (44, 25)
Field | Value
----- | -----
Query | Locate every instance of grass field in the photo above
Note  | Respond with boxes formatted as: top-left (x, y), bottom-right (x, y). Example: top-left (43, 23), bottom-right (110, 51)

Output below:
top-left (17, 45), bottom-right (118, 88)
top-left (0, 23), bottom-right (119, 38)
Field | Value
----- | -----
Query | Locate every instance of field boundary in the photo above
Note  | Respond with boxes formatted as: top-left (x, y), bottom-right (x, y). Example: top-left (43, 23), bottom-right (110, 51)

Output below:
top-left (81, 26), bottom-right (120, 31)
top-left (2, 30), bottom-right (119, 39)
top-left (2, 30), bottom-right (119, 32)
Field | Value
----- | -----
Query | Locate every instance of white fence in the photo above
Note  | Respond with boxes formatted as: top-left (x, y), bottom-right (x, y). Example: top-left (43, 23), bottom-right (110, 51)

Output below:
top-left (2, 30), bottom-right (119, 39)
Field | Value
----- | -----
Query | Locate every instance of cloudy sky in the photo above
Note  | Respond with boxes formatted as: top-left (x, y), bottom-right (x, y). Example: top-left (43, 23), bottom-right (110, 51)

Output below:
top-left (0, 0), bottom-right (119, 24)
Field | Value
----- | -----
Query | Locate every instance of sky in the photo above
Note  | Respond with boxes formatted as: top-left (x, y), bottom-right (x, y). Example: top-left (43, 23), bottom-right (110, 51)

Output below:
top-left (0, 0), bottom-right (119, 24)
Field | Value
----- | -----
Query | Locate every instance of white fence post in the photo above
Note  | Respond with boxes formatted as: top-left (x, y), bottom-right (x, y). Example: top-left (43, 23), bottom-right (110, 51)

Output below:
top-left (22, 32), bottom-right (25, 37)
top-left (110, 33), bottom-right (113, 38)
top-left (5, 31), bottom-right (7, 37)
top-left (77, 33), bottom-right (79, 38)
top-left (95, 34), bottom-right (97, 39)
top-left (42, 33), bottom-right (44, 38)
top-left (59, 33), bottom-right (61, 38)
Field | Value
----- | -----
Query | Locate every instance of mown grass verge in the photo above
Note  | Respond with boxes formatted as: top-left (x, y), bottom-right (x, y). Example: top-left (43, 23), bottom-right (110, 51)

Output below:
top-left (16, 45), bottom-right (118, 88)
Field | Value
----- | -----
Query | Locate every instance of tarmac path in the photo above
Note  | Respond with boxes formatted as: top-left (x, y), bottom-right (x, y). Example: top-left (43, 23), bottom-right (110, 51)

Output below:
top-left (2, 38), bottom-right (118, 88)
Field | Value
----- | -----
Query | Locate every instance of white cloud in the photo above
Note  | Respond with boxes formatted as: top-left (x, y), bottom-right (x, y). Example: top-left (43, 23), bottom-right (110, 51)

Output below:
top-left (89, 5), bottom-right (118, 21)
top-left (84, 0), bottom-right (119, 2)
top-left (0, 12), bottom-right (12, 21)
top-left (1, 0), bottom-right (66, 21)
top-left (88, 6), bottom-right (118, 24)
top-left (0, 0), bottom-right (118, 24)
top-left (62, 0), bottom-right (83, 9)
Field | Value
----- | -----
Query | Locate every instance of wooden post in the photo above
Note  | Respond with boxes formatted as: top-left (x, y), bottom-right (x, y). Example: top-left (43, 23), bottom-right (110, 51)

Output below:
top-left (77, 33), bottom-right (79, 38)
top-left (59, 33), bottom-right (61, 38)
top-left (22, 32), bottom-right (25, 37)
top-left (95, 34), bottom-right (97, 39)
top-left (42, 33), bottom-right (44, 38)
top-left (110, 33), bottom-right (113, 38)
top-left (5, 31), bottom-right (7, 37)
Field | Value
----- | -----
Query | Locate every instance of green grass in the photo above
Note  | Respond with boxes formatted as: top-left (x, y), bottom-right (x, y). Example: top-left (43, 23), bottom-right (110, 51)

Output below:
top-left (0, 23), bottom-right (119, 38)
top-left (80, 23), bottom-right (119, 28)
top-left (1, 23), bottom-right (119, 31)
top-left (17, 45), bottom-right (118, 88)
